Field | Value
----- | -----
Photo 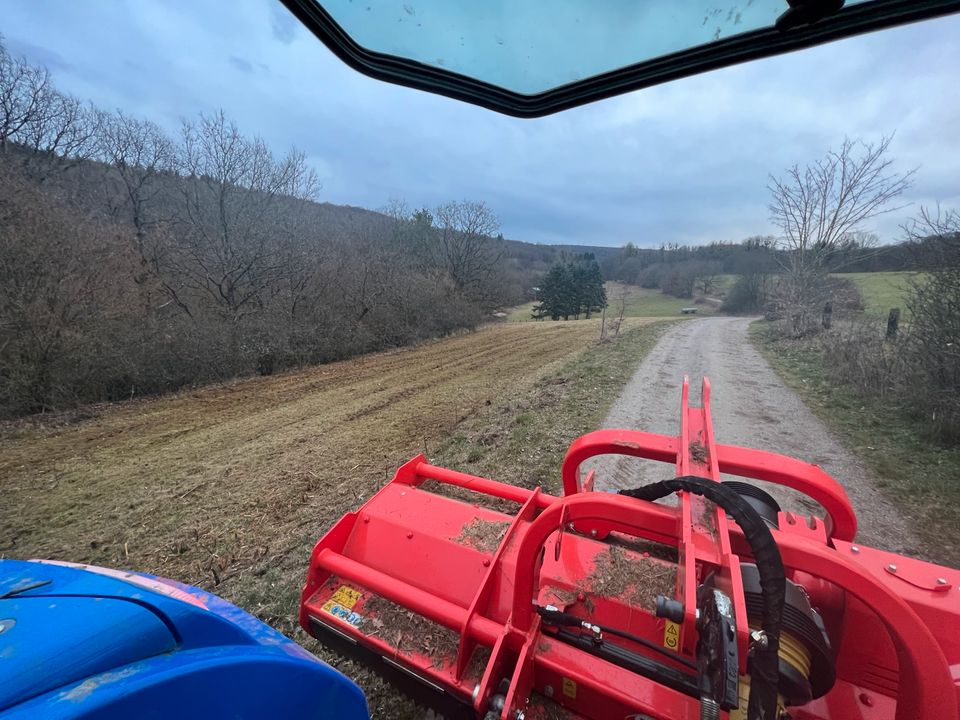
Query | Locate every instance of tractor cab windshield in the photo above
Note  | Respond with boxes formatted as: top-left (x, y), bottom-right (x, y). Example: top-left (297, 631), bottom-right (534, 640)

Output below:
top-left (280, 0), bottom-right (960, 115)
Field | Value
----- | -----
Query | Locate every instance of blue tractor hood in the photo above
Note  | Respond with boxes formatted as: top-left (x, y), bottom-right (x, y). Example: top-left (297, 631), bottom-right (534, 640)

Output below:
top-left (0, 559), bottom-right (369, 720)
top-left (0, 591), bottom-right (176, 712)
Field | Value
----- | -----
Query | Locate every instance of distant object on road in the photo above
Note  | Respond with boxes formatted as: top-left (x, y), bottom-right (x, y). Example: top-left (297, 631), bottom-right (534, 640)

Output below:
top-left (680, 307), bottom-right (698, 315)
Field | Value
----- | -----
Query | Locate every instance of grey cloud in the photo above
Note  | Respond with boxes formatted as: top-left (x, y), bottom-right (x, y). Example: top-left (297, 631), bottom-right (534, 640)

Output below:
top-left (229, 55), bottom-right (254, 74)
top-left (1, 0), bottom-right (958, 248)
top-left (3, 35), bottom-right (73, 73)
top-left (270, 3), bottom-right (298, 44)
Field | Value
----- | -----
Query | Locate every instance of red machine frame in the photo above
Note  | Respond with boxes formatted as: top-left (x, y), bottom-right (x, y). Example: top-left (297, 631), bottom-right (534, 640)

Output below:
top-left (300, 378), bottom-right (960, 719)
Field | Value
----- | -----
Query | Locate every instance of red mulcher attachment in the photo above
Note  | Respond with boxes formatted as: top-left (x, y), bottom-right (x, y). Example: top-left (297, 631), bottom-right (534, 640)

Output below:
top-left (300, 379), bottom-right (960, 720)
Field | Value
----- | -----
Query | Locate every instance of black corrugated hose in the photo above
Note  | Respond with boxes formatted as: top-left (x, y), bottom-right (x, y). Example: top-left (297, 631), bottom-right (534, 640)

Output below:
top-left (619, 476), bottom-right (786, 720)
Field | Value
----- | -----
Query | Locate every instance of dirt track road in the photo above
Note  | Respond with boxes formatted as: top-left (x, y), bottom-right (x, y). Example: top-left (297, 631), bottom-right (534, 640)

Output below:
top-left (586, 316), bottom-right (920, 556)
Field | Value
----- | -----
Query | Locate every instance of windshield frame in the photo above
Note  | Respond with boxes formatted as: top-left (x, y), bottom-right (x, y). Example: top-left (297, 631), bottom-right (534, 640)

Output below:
top-left (280, 0), bottom-right (960, 117)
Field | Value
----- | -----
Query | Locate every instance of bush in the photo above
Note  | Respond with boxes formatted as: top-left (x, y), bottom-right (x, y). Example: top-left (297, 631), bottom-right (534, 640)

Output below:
top-left (660, 266), bottom-right (696, 298)
top-left (721, 274), bottom-right (769, 314)
top-left (901, 225), bottom-right (960, 441)
top-left (819, 318), bottom-right (905, 399)
top-left (767, 274), bottom-right (865, 338)
top-left (0, 170), bottom-right (143, 414)
top-left (799, 246), bottom-right (958, 443)
top-left (637, 264), bottom-right (663, 289)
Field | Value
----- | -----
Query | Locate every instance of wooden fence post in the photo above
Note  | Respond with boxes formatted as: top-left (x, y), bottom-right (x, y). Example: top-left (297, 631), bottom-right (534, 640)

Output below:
top-left (886, 308), bottom-right (901, 339)
top-left (822, 301), bottom-right (833, 330)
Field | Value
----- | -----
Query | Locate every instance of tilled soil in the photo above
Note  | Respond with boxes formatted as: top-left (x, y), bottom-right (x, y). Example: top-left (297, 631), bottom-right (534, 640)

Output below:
top-left (584, 316), bottom-right (922, 557)
top-left (0, 321), bottom-right (606, 621)
top-left (0, 318), bottom-right (662, 719)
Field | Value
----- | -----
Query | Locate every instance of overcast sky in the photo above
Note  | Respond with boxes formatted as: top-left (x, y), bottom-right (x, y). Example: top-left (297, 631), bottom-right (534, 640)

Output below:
top-left (3, 2), bottom-right (958, 247)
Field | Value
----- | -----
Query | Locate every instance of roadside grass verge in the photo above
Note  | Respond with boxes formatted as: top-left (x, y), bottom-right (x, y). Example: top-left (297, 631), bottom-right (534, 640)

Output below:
top-left (750, 321), bottom-right (960, 567)
top-left (431, 319), bottom-right (673, 494)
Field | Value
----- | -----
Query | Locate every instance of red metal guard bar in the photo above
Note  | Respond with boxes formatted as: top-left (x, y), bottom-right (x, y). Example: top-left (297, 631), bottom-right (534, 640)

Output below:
top-left (560, 383), bottom-right (858, 542)
top-left (408, 461), bottom-right (555, 510)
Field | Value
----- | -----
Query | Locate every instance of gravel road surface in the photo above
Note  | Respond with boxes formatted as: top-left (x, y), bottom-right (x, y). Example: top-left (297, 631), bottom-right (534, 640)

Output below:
top-left (584, 316), bottom-right (920, 556)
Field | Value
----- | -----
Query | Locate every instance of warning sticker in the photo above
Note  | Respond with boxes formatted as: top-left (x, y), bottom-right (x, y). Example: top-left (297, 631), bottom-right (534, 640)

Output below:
top-left (322, 585), bottom-right (364, 628)
top-left (562, 677), bottom-right (577, 699)
top-left (330, 585), bottom-right (362, 609)
top-left (663, 620), bottom-right (680, 650)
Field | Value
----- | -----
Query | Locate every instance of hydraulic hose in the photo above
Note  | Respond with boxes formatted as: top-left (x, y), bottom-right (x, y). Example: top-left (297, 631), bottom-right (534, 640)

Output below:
top-left (535, 605), bottom-right (698, 670)
top-left (619, 476), bottom-right (785, 720)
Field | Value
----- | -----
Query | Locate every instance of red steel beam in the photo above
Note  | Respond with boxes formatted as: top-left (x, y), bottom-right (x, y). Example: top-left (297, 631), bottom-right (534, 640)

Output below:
top-left (561, 430), bottom-right (679, 495)
top-left (413, 461), bottom-right (554, 509)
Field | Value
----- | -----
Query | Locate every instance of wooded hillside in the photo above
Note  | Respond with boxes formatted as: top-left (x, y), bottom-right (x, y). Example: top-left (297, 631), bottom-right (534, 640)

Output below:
top-left (0, 38), bottom-right (560, 417)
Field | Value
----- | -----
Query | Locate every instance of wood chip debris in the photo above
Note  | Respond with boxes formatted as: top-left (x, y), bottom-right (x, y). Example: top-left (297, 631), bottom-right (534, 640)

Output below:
top-left (454, 517), bottom-right (510, 553)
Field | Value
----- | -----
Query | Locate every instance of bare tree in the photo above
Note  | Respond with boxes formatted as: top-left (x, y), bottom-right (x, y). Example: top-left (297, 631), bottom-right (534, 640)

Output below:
top-left (768, 136), bottom-right (913, 334)
top-left (432, 200), bottom-right (503, 303)
top-left (170, 111), bottom-right (319, 328)
top-left (693, 260), bottom-right (724, 296)
top-left (382, 200), bottom-right (437, 263)
top-left (0, 39), bottom-right (100, 180)
top-left (381, 197), bottom-right (410, 223)
top-left (19, 91), bottom-right (99, 166)
top-left (602, 285), bottom-right (629, 339)
top-left (97, 111), bottom-right (175, 240)
top-left (904, 205), bottom-right (960, 271)
top-left (0, 38), bottom-right (53, 152)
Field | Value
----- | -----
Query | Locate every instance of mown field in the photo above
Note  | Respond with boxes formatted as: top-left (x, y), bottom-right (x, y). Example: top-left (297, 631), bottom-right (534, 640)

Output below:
top-left (507, 281), bottom-right (715, 321)
top-left (0, 317), bottom-right (672, 716)
top-left (0, 322), bottom-right (608, 606)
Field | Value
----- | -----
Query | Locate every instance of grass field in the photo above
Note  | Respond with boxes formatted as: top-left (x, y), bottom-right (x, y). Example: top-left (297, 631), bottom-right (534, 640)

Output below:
top-left (836, 271), bottom-right (922, 316)
top-left (507, 281), bottom-right (713, 322)
top-left (0, 317), bottom-right (671, 716)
